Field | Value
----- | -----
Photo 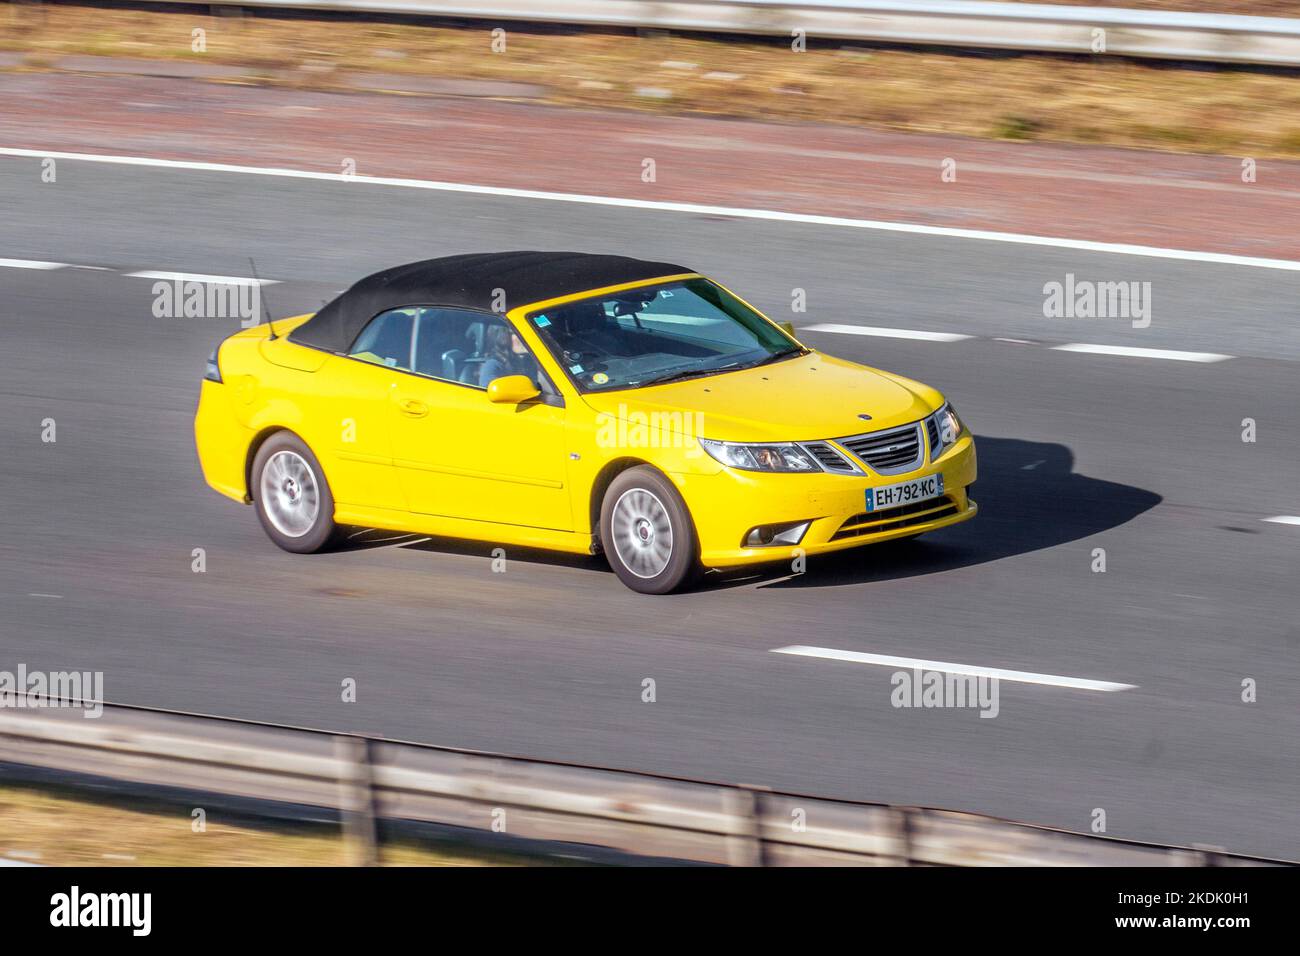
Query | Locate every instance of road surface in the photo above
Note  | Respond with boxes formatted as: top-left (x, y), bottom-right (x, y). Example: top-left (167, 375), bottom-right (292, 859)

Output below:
top-left (0, 153), bottom-right (1296, 858)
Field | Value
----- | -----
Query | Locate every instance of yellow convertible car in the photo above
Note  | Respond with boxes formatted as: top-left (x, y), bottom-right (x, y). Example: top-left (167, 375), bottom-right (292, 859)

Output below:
top-left (195, 252), bottom-right (976, 593)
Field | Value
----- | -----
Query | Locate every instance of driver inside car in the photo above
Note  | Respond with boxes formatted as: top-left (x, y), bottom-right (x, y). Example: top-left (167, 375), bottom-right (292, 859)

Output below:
top-left (479, 324), bottom-right (538, 387)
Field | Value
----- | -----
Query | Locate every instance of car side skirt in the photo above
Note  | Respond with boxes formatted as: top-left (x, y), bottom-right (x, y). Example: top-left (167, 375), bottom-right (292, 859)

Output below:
top-left (332, 503), bottom-right (598, 556)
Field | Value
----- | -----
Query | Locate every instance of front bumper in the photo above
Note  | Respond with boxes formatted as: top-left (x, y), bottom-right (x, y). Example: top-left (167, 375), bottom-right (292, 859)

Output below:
top-left (677, 434), bottom-right (977, 568)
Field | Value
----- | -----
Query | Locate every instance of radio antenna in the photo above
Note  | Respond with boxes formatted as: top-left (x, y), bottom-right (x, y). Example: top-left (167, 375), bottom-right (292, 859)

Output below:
top-left (248, 257), bottom-right (277, 340)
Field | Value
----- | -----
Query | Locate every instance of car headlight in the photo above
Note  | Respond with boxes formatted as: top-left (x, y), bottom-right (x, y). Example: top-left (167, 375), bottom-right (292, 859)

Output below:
top-left (931, 402), bottom-right (964, 458)
top-left (699, 439), bottom-right (819, 473)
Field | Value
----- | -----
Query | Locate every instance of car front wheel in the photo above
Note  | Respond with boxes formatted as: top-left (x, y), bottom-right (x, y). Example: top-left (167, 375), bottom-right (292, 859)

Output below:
top-left (600, 466), bottom-right (699, 594)
top-left (251, 431), bottom-right (338, 553)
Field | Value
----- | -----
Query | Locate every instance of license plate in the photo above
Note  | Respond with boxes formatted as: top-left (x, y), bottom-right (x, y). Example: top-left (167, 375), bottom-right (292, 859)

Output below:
top-left (865, 473), bottom-right (944, 512)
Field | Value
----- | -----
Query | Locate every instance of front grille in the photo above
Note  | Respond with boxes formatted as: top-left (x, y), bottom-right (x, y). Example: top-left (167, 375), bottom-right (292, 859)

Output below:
top-left (801, 441), bottom-right (856, 472)
top-left (925, 416), bottom-right (940, 459)
top-left (831, 497), bottom-right (958, 541)
top-left (838, 422), bottom-right (923, 474)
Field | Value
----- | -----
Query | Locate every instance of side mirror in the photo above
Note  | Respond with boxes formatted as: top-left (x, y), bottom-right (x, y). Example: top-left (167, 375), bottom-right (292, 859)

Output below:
top-left (779, 321), bottom-right (797, 337)
top-left (487, 374), bottom-right (541, 404)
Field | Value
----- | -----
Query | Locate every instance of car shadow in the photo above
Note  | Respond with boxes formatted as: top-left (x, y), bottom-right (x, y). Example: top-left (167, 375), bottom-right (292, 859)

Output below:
top-left (699, 435), bottom-right (1162, 592)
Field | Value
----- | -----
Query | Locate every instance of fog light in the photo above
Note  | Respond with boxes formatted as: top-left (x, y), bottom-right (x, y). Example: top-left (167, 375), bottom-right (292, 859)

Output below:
top-left (743, 520), bottom-right (811, 547)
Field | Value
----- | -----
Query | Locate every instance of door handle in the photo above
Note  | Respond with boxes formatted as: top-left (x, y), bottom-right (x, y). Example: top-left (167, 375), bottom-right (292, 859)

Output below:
top-left (398, 398), bottom-right (429, 418)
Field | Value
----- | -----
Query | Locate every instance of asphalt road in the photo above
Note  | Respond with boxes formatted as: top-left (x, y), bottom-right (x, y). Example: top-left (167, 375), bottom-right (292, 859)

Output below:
top-left (1, 155), bottom-right (1297, 858)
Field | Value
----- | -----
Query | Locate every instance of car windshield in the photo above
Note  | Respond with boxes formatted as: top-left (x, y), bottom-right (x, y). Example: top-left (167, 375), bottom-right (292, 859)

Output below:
top-left (525, 278), bottom-right (803, 392)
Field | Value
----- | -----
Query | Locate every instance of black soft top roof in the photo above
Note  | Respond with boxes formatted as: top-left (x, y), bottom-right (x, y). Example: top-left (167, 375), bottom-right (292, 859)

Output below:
top-left (289, 251), bottom-right (693, 352)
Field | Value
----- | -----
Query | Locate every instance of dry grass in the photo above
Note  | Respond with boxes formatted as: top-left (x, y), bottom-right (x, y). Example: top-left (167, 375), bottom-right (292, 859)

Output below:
top-left (1034, 0), bottom-right (1300, 13)
top-left (4, 3), bottom-right (1300, 156)
top-left (0, 782), bottom-right (554, 866)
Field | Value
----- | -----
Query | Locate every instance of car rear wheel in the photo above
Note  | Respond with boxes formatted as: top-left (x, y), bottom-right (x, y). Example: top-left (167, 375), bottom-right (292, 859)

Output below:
top-left (252, 432), bottom-right (338, 553)
top-left (600, 466), bottom-right (699, 594)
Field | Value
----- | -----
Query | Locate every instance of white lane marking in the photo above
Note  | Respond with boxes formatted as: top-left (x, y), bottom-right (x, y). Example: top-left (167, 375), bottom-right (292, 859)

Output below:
top-left (127, 270), bottom-right (278, 286)
top-left (2, 147), bottom-right (1299, 272)
top-left (1263, 515), bottom-right (1300, 525)
top-left (802, 323), bottom-right (972, 342)
top-left (1051, 343), bottom-right (1232, 363)
top-left (0, 258), bottom-right (66, 270)
top-left (772, 645), bottom-right (1136, 692)
top-left (27, 593), bottom-right (63, 599)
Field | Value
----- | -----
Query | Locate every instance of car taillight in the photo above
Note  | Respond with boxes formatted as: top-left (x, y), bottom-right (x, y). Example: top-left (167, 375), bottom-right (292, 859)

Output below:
top-left (204, 347), bottom-right (222, 383)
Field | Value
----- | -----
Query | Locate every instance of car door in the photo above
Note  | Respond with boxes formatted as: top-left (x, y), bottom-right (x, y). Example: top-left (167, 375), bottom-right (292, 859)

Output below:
top-left (388, 307), bottom-right (572, 531)
top-left (314, 307), bottom-right (418, 511)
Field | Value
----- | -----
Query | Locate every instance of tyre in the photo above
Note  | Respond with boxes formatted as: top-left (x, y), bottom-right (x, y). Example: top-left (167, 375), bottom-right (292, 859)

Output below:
top-left (600, 466), bottom-right (699, 594)
top-left (251, 431), bottom-right (338, 553)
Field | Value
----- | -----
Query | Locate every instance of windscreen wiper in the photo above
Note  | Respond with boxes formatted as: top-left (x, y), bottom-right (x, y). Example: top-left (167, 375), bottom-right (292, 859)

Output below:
top-left (635, 347), bottom-right (805, 388)
top-left (746, 347), bottom-right (806, 369)
top-left (634, 361), bottom-right (748, 388)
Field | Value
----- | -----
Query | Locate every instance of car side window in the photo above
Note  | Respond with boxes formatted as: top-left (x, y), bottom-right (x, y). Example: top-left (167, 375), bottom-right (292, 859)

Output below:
top-left (348, 309), bottom-right (416, 369)
top-left (411, 308), bottom-right (547, 392)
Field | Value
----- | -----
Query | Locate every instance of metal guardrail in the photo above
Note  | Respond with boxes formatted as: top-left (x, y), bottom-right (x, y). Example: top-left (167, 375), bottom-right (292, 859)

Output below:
top-left (0, 700), bottom-right (1290, 866)
top-left (136, 0), bottom-right (1300, 67)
